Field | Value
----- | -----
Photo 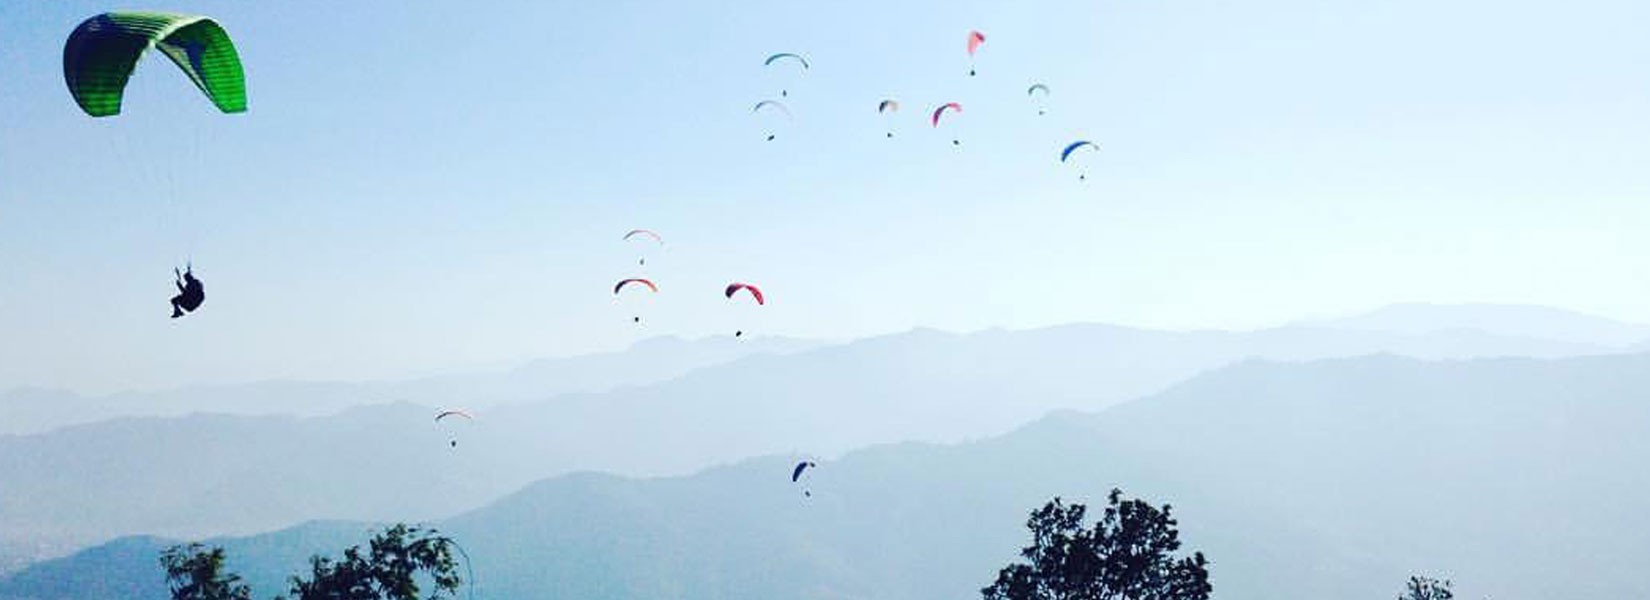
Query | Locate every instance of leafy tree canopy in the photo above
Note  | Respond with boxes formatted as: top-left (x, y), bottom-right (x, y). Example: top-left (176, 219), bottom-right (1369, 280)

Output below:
top-left (983, 488), bottom-right (1212, 600)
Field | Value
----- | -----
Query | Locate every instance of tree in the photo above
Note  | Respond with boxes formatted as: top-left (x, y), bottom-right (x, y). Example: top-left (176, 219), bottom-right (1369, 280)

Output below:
top-left (982, 488), bottom-right (1212, 600)
top-left (281, 524), bottom-right (463, 600)
top-left (1399, 575), bottom-right (1453, 600)
top-left (160, 543), bottom-right (252, 600)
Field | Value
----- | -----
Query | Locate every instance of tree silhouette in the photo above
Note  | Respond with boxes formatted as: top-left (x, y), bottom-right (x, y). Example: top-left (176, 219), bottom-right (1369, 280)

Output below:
top-left (982, 488), bottom-right (1211, 600)
top-left (160, 543), bottom-right (252, 600)
top-left (1399, 575), bottom-right (1454, 600)
top-left (280, 524), bottom-right (463, 600)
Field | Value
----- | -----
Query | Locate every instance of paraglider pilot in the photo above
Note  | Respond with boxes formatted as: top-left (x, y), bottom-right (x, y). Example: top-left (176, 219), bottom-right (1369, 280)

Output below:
top-left (170, 264), bottom-right (204, 318)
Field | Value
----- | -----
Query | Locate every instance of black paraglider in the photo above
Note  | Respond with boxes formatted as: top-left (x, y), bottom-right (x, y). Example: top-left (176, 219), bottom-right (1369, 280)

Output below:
top-left (169, 264), bottom-right (204, 319)
top-left (791, 461), bottom-right (815, 482)
top-left (436, 409), bottom-right (473, 449)
top-left (792, 460), bottom-right (817, 498)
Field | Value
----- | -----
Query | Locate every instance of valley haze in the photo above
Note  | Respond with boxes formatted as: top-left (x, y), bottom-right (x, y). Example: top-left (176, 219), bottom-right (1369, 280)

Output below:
top-left (1, 303), bottom-right (1647, 600)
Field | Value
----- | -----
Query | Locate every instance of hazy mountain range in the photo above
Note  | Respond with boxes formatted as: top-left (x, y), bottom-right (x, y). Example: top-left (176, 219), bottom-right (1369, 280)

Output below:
top-left (6, 350), bottom-right (1647, 600)
top-left (1296, 302), bottom-right (1650, 347)
top-left (0, 305), bottom-right (1634, 555)
top-left (0, 336), bottom-right (820, 436)
top-left (6, 302), bottom-right (1644, 438)
top-left (2, 303), bottom-right (1646, 589)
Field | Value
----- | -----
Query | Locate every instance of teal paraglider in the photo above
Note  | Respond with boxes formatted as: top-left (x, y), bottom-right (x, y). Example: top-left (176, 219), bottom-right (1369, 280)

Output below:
top-left (1027, 83), bottom-right (1051, 115)
top-left (764, 53), bottom-right (810, 69)
top-left (763, 53), bottom-right (808, 97)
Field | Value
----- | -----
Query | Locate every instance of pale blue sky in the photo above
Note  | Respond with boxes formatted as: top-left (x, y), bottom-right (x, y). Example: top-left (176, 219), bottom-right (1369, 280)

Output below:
top-left (1, 0), bottom-right (1648, 392)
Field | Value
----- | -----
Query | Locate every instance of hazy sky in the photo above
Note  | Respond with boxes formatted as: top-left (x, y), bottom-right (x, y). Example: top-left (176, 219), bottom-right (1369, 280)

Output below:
top-left (2, 0), bottom-right (1648, 393)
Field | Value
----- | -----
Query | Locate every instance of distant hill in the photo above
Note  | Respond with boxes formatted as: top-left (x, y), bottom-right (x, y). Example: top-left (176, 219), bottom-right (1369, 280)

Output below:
top-left (8, 303), bottom-right (1639, 438)
top-left (1304, 302), bottom-right (1650, 348)
top-left (467, 321), bottom-right (1621, 478)
top-left (7, 352), bottom-right (1647, 599)
top-left (0, 335), bottom-right (819, 436)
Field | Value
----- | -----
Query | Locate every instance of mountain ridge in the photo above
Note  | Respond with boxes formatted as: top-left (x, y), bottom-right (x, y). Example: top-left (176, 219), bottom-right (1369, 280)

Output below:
top-left (0, 309), bottom-right (1641, 577)
top-left (10, 350), bottom-right (1648, 599)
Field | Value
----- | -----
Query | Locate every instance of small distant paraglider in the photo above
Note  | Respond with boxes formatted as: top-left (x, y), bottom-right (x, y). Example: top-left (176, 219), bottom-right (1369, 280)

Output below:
top-left (614, 278), bottom-right (659, 294)
top-left (753, 99), bottom-right (792, 141)
top-left (932, 102), bottom-right (963, 146)
top-left (1028, 83), bottom-right (1051, 115)
top-left (435, 409), bottom-right (474, 422)
top-left (878, 99), bottom-right (900, 138)
top-left (624, 229), bottom-right (663, 266)
top-left (169, 264), bottom-right (204, 319)
top-left (724, 282), bottom-right (764, 304)
top-left (966, 30), bottom-right (986, 76)
top-left (1060, 140), bottom-right (1100, 181)
top-left (764, 53), bottom-right (809, 97)
top-left (724, 282), bottom-right (765, 337)
top-left (435, 409), bottom-right (474, 448)
top-left (614, 278), bottom-right (659, 324)
top-left (791, 460), bottom-right (817, 498)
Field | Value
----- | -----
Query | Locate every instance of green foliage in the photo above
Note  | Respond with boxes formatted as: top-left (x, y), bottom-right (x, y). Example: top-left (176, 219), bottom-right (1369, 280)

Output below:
top-left (982, 488), bottom-right (1212, 600)
top-left (160, 543), bottom-right (252, 600)
top-left (280, 524), bottom-right (462, 600)
top-left (1400, 575), bottom-right (1454, 600)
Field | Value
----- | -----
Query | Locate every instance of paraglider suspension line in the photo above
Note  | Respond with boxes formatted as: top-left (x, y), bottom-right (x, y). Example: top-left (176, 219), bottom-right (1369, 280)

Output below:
top-left (436, 537), bottom-right (477, 600)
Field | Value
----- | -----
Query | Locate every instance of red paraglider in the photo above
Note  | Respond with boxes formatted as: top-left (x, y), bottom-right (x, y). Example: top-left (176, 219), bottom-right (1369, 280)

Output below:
top-left (614, 278), bottom-right (659, 295)
top-left (966, 30), bottom-right (986, 76)
top-left (931, 103), bottom-right (962, 127)
top-left (724, 282), bottom-right (765, 305)
top-left (725, 282), bottom-right (764, 338)
top-left (615, 278), bottom-right (659, 324)
top-left (932, 103), bottom-right (963, 146)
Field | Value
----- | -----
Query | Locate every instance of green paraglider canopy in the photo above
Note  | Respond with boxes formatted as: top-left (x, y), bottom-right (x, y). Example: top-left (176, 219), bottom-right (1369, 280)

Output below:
top-left (63, 11), bottom-right (246, 117)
